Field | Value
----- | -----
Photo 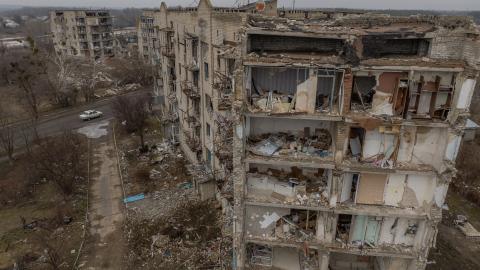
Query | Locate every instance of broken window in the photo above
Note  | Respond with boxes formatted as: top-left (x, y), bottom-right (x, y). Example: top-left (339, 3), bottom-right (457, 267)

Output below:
top-left (339, 173), bottom-right (359, 203)
top-left (348, 127), bottom-right (365, 158)
top-left (350, 216), bottom-right (382, 247)
top-left (408, 74), bottom-right (455, 120)
top-left (316, 69), bottom-right (344, 113)
top-left (204, 62), bottom-right (209, 81)
top-left (205, 94), bottom-right (213, 114)
top-left (247, 67), bottom-right (343, 114)
top-left (362, 36), bottom-right (430, 58)
top-left (351, 76), bottom-right (376, 111)
top-left (206, 123), bottom-right (211, 137)
top-left (248, 34), bottom-right (345, 55)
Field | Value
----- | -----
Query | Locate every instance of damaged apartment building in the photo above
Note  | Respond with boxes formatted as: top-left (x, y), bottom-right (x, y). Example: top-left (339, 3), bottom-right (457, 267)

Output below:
top-left (230, 3), bottom-right (480, 270)
top-left (50, 9), bottom-right (114, 59)
top-left (138, 0), bottom-right (278, 201)
top-left (139, 0), bottom-right (480, 269)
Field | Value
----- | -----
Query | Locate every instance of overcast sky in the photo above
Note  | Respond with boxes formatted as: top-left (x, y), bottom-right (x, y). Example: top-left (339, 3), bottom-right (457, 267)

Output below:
top-left (0, 0), bottom-right (479, 11)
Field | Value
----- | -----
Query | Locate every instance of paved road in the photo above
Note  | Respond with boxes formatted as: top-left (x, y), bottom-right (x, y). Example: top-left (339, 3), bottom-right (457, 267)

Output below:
top-left (0, 90), bottom-right (148, 158)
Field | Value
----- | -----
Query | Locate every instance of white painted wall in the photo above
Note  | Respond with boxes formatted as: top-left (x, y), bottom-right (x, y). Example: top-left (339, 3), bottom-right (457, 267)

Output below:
top-left (411, 127), bottom-right (446, 170)
top-left (248, 117), bottom-right (333, 136)
top-left (384, 174), bottom-right (406, 207)
top-left (445, 133), bottom-right (462, 161)
top-left (457, 78), bottom-right (476, 109)
top-left (406, 175), bottom-right (435, 207)
top-left (362, 129), bottom-right (395, 159)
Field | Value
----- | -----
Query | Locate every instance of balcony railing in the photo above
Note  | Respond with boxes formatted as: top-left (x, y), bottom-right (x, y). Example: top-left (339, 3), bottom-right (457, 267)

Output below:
top-left (181, 81), bottom-right (200, 99)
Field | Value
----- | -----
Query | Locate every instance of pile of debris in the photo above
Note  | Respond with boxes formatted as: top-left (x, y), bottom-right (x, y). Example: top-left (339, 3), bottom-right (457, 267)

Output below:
top-left (248, 130), bottom-right (332, 159)
top-left (124, 200), bottom-right (232, 269)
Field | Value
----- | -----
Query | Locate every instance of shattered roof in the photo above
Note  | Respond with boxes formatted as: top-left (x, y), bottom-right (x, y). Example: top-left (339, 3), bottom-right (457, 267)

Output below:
top-left (247, 13), bottom-right (479, 36)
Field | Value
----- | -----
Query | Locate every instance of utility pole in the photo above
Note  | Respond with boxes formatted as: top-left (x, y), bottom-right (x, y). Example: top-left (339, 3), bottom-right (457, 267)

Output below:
top-left (293, 0), bottom-right (296, 11)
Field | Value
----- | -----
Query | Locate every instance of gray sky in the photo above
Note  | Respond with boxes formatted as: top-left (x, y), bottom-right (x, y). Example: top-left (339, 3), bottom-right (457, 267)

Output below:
top-left (0, 0), bottom-right (479, 11)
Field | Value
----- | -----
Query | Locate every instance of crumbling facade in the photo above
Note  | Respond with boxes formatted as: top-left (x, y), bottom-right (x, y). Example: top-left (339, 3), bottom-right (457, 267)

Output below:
top-left (140, 1), bottom-right (480, 269)
top-left (138, 0), bottom-right (278, 198)
top-left (231, 4), bottom-right (480, 270)
top-left (50, 9), bottom-right (114, 59)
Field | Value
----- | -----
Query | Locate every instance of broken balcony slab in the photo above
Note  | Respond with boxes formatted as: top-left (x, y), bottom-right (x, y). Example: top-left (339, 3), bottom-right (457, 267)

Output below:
top-left (245, 201), bottom-right (331, 212)
top-left (246, 155), bottom-right (335, 170)
top-left (328, 243), bottom-right (418, 260)
top-left (245, 112), bottom-right (343, 122)
top-left (334, 203), bottom-right (429, 219)
top-left (340, 159), bottom-right (437, 176)
top-left (344, 115), bottom-right (450, 129)
top-left (245, 238), bottom-right (418, 260)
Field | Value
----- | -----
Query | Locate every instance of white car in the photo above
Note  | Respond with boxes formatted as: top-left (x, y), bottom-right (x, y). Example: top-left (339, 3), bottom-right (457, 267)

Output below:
top-left (79, 110), bottom-right (103, 121)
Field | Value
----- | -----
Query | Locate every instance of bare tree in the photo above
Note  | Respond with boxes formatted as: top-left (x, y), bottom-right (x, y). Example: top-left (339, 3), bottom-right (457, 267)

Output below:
top-left (77, 60), bottom-right (97, 103)
top-left (43, 51), bottom-right (78, 107)
top-left (32, 131), bottom-right (85, 196)
top-left (9, 39), bottom-right (45, 120)
top-left (112, 94), bottom-right (151, 149)
top-left (0, 118), bottom-right (16, 162)
top-left (107, 57), bottom-right (154, 86)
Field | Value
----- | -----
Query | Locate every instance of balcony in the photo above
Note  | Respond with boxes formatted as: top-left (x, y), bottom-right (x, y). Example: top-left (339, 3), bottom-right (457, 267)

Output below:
top-left (183, 130), bottom-right (201, 153)
top-left (181, 81), bottom-right (200, 100)
top-left (161, 46), bottom-right (175, 58)
top-left (185, 60), bottom-right (200, 71)
top-left (218, 94), bottom-right (232, 111)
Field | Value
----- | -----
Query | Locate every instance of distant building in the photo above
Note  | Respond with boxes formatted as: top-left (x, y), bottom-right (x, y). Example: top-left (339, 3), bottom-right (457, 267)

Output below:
top-left (50, 9), bottom-right (114, 59)
top-left (113, 27), bottom-right (138, 58)
top-left (3, 18), bottom-right (19, 28)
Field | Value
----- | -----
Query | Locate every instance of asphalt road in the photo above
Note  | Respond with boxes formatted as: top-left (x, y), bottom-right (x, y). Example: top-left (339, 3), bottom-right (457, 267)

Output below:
top-left (0, 90), bottom-right (149, 159)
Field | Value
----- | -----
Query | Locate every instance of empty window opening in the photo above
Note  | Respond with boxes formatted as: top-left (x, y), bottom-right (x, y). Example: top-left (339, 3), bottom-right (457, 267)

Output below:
top-left (248, 67), bottom-right (307, 113)
top-left (248, 67), bottom-right (344, 114)
top-left (316, 69), bottom-right (344, 113)
top-left (204, 62), bottom-right (209, 80)
top-left (348, 127), bottom-right (365, 158)
top-left (362, 36), bottom-right (430, 58)
top-left (408, 74), bottom-right (454, 120)
top-left (340, 173), bottom-right (359, 203)
top-left (350, 216), bottom-right (382, 247)
top-left (351, 76), bottom-right (376, 111)
top-left (336, 214), bottom-right (353, 243)
top-left (248, 34), bottom-right (345, 55)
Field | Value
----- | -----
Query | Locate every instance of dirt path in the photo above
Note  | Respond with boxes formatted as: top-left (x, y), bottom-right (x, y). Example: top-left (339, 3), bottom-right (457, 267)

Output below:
top-left (79, 122), bottom-right (125, 269)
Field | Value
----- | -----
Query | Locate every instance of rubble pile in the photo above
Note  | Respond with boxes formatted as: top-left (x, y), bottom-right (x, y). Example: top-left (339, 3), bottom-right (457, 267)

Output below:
top-left (248, 131), bottom-right (332, 158)
top-left (124, 200), bottom-right (232, 269)
top-left (120, 140), bottom-right (233, 269)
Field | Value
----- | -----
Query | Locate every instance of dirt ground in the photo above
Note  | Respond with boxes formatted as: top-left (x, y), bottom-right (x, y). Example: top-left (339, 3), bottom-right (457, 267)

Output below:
top-left (0, 142), bottom-right (88, 269)
top-left (427, 190), bottom-right (480, 270)
top-left (77, 122), bottom-right (125, 270)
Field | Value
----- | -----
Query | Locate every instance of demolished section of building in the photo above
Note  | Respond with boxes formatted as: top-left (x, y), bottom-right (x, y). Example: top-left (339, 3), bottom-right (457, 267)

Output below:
top-left (232, 4), bottom-right (480, 270)
top-left (140, 0), bottom-right (480, 269)
top-left (50, 9), bottom-right (114, 59)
